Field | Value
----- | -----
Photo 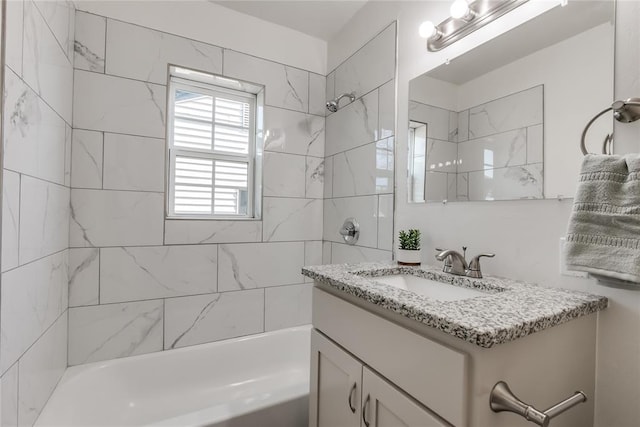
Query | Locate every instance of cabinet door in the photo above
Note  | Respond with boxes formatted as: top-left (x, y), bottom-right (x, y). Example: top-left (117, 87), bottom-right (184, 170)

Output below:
top-left (309, 330), bottom-right (362, 427)
top-left (361, 367), bottom-right (450, 427)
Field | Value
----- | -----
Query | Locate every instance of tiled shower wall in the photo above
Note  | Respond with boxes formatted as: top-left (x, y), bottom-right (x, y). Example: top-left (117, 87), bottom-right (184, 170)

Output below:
top-left (68, 10), bottom-right (325, 365)
top-left (1, 0), bottom-right (75, 425)
top-left (411, 85), bottom-right (544, 202)
top-left (323, 23), bottom-right (396, 263)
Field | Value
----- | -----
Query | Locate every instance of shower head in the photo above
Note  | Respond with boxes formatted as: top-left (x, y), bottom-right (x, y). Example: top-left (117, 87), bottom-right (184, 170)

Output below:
top-left (326, 92), bottom-right (356, 112)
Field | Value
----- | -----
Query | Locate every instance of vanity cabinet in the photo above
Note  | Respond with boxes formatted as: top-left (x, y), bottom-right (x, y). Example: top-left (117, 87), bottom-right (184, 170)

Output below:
top-left (310, 286), bottom-right (598, 427)
top-left (310, 330), bottom-right (447, 427)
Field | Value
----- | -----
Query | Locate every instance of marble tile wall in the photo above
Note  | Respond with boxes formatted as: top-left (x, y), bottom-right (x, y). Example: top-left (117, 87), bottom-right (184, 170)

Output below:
top-left (1, 1), bottom-right (75, 425)
top-left (323, 23), bottom-right (396, 263)
top-left (68, 11), bottom-right (326, 365)
top-left (409, 85), bottom-right (544, 202)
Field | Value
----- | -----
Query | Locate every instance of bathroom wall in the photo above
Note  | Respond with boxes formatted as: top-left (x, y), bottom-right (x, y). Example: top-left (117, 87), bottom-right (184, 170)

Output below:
top-left (322, 23), bottom-right (396, 264)
top-left (330, 1), bottom-right (640, 426)
top-left (0, 0), bottom-right (75, 425)
top-left (67, 5), bottom-right (325, 365)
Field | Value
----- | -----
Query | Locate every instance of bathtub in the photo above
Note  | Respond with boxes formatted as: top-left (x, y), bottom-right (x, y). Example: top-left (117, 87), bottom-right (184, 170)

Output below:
top-left (35, 325), bottom-right (311, 427)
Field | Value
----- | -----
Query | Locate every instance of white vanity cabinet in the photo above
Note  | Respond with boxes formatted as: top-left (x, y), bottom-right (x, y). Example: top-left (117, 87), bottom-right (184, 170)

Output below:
top-left (310, 286), bottom-right (599, 427)
top-left (310, 330), bottom-right (448, 427)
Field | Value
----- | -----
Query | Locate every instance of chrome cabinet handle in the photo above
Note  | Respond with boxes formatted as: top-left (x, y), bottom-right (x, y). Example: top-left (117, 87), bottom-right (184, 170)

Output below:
top-left (348, 382), bottom-right (357, 413)
top-left (362, 394), bottom-right (371, 427)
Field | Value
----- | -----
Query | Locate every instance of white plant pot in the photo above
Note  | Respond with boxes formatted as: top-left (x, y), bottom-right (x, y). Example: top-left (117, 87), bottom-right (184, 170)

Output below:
top-left (397, 249), bottom-right (421, 266)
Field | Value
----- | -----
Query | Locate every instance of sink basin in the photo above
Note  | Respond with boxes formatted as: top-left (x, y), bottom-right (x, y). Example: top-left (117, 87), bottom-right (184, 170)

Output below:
top-left (372, 274), bottom-right (488, 301)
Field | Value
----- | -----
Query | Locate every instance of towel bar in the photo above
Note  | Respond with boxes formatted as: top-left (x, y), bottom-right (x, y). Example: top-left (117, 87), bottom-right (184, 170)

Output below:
top-left (580, 97), bottom-right (640, 155)
top-left (490, 381), bottom-right (587, 427)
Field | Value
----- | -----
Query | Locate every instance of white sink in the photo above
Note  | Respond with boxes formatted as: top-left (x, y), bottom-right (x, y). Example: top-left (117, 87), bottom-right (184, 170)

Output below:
top-left (373, 274), bottom-right (488, 301)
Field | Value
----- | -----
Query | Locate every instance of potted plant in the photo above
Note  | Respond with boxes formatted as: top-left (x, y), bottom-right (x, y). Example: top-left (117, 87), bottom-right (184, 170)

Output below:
top-left (397, 229), bottom-right (421, 266)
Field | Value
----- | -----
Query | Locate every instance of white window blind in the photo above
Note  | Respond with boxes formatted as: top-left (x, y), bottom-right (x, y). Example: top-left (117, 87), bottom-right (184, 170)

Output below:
top-left (168, 74), bottom-right (257, 218)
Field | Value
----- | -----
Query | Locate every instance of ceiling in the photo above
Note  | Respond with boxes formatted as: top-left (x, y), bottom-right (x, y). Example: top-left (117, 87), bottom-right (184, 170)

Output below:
top-left (212, 0), bottom-right (368, 41)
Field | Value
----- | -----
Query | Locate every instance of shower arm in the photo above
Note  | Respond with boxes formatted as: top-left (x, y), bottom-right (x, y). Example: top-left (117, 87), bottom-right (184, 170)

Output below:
top-left (335, 92), bottom-right (356, 104)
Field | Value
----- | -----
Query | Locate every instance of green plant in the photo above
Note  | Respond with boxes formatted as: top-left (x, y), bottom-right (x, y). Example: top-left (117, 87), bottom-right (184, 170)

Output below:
top-left (398, 229), bottom-right (421, 250)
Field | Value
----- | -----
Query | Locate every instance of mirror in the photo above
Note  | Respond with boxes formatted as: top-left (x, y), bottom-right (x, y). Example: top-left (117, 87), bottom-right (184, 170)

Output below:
top-left (408, 1), bottom-right (615, 203)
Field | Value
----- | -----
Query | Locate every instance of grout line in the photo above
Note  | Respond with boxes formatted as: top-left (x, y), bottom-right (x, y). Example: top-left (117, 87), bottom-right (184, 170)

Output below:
top-left (2, 247), bottom-right (67, 275)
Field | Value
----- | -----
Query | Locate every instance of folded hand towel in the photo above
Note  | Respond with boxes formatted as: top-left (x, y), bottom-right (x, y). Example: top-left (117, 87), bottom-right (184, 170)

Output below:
top-left (565, 154), bottom-right (640, 284)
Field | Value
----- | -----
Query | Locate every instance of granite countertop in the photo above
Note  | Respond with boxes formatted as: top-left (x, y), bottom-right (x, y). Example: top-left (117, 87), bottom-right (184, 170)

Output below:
top-left (302, 262), bottom-right (608, 348)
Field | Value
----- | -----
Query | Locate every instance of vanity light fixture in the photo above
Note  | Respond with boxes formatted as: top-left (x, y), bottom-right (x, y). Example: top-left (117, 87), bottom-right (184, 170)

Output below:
top-left (419, 0), bottom-right (529, 52)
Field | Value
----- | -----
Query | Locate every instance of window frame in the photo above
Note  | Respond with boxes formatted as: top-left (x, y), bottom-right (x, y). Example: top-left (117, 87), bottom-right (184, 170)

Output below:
top-left (166, 72), bottom-right (259, 220)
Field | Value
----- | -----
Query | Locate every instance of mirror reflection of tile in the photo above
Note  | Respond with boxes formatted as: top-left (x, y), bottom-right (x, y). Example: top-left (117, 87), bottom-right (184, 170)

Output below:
top-left (409, 85), bottom-right (543, 202)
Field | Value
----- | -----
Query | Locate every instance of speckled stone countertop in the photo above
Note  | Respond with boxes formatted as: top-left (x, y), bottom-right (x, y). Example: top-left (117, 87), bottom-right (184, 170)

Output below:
top-left (302, 262), bottom-right (608, 348)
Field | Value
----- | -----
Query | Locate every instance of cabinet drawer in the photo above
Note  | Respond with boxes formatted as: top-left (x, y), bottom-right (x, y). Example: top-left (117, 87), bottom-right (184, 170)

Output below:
top-left (312, 288), bottom-right (467, 427)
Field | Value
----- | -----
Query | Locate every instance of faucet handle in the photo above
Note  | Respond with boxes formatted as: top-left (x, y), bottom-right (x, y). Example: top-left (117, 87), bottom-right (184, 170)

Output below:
top-left (467, 253), bottom-right (495, 278)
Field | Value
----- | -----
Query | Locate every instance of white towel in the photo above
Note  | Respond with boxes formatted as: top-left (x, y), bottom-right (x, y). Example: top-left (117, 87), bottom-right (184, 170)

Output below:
top-left (565, 154), bottom-right (640, 284)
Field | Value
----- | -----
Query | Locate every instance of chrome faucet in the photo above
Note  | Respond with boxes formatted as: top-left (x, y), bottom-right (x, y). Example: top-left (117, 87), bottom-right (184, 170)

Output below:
top-left (435, 247), bottom-right (468, 276)
top-left (435, 247), bottom-right (495, 278)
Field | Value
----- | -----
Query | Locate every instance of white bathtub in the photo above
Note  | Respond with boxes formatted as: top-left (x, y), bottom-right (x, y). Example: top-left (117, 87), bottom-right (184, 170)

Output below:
top-left (35, 326), bottom-right (311, 427)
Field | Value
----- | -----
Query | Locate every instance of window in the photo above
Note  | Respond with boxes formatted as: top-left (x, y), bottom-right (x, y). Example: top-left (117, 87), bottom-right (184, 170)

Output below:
top-left (167, 67), bottom-right (263, 219)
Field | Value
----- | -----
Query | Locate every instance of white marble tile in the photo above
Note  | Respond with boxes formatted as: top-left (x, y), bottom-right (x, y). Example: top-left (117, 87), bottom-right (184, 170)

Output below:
top-left (377, 194), bottom-right (394, 251)
top-left (330, 243), bottom-right (391, 264)
top-left (218, 242), bottom-right (304, 291)
top-left (457, 109), bottom-right (469, 142)
top-left (164, 290), bottom-right (264, 350)
top-left (326, 71), bottom-right (335, 103)
top-left (164, 219), bottom-right (262, 245)
top-left (333, 141), bottom-right (385, 197)
top-left (74, 10), bottom-right (106, 73)
top-left (457, 128), bottom-right (527, 173)
top-left (5, 0), bottom-right (23, 76)
top-left (1, 362), bottom-right (18, 427)
top-left (106, 20), bottom-right (223, 85)
top-left (447, 173), bottom-right (458, 201)
top-left (468, 163), bottom-right (544, 201)
top-left (101, 245), bottom-right (217, 304)
top-left (68, 248), bottom-right (99, 307)
top-left (305, 157), bottom-right (324, 199)
top-left (263, 152), bottom-right (306, 197)
top-left (71, 129), bottom-right (103, 189)
top-left (262, 198), bottom-right (323, 242)
top-left (64, 125), bottom-right (72, 186)
top-left (19, 176), bottom-right (70, 264)
top-left (305, 241), bottom-right (323, 268)
top-left (2, 171), bottom-right (20, 273)
top-left (1, 251), bottom-right (68, 373)
top-left (323, 196), bottom-right (378, 248)
top-left (309, 73), bottom-right (327, 116)
top-left (103, 133), bottom-right (165, 192)
top-left (322, 241), bottom-right (332, 265)
top-left (325, 89), bottom-right (378, 156)
top-left (377, 137), bottom-right (394, 193)
top-left (457, 173), bottom-right (469, 200)
top-left (17, 312), bottom-right (67, 427)
top-left (23, 0), bottom-right (73, 123)
top-left (527, 124), bottom-right (544, 164)
top-left (224, 50), bottom-right (308, 113)
top-left (265, 284), bottom-right (312, 331)
top-left (425, 171), bottom-right (448, 202)
top-left (408, 101), bottom-right (451, 142)
top-left (68, 300), bottom-right (163, 365)
top-left (334, 23), bottom-right (396, 102)
top-left (449, 111), bottom-right (459, 142)
top-left (378, 79), bottom-right (395, 139)
top-left (4, 68), bottom-right (67, 185)
top-left (264, 107), bottom-right (325, 158)
top-left (426, 138), bottom-right (458, 173)
top-left (33, 0), bottom-right (75, 59)
top-left (468, 85), bottom-right (543, 139)
top-left (73, 70), bottom-right (166, 138)
top-left (70, 189), bottom-right (164, 247)
top-left (323, 156), bottom-right (333, 199)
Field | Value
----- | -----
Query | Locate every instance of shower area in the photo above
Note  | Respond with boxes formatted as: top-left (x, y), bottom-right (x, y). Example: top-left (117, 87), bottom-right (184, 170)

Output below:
top-left (0, 1), bottom-right (396, 425)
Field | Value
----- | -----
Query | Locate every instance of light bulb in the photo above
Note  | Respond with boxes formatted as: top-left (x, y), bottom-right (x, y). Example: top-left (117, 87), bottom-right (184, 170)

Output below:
top-left (450, 0), bottom-right (474, 20)
top-left (419, 21), bottom-right (438, 39)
